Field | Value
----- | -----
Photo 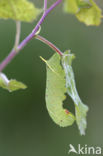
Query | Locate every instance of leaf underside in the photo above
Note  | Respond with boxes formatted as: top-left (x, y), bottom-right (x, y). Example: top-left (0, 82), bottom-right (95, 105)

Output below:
top-left (62, 51), bottom-right (89, 135)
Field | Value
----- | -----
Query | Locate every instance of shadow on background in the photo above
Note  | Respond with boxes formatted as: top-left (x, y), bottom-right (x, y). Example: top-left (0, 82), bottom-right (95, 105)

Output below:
top-left (0, 0), bottom-right (103, 156)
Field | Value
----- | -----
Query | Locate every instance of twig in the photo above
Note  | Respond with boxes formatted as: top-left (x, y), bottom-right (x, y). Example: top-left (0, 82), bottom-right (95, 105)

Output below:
top-left (44, 0), bottom-right (47, 12)
top-left (0, 0), bottom-right (62, 72)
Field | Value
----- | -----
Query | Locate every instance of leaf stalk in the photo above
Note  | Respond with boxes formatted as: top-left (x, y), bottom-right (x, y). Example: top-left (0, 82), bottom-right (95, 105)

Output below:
top-left (35, 35), bottom-right (63, 56)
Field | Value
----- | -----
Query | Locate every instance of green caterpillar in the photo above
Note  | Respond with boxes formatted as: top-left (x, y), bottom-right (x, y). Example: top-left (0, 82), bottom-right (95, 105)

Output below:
top-left (41, 54), bottom-right (75, 127)
top-left (41, 51), bottom-right (88, 135)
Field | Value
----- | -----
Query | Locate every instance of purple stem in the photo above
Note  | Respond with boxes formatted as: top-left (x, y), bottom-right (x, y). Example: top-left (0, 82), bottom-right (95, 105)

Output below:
top-left (44, 0), bottom-right (47, 11)
top-left (0, 0), bottom-right (62, 72)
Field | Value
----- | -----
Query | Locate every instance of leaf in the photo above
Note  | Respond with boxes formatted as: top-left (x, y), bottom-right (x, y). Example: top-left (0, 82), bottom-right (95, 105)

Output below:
top-left (78, 0), bottom-right (91, 8)
top-left (62, 51), bottom-right (89, 135)
top-left (0, 73), bottom-right (27, 92)
top-left (0, 0), bottom-right (41, 22)
top-left (64, 0), bottom-right (79, 14)
top-left (41, 54), bottom-right (75, 127)
top-left (63, 0), bottom-right (102, 26)
top-left (64, 0), bottom-right (91, 14)
top-left (76, 0), bottom-right (102, 26)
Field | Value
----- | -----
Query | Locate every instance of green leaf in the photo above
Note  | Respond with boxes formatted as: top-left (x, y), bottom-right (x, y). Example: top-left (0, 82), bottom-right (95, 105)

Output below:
top-left (64, 0), bottom-right (91, 14)
top-left (78, 0), bottom-right (91, 8)
top-left (41, 54), bottom-right (75, 127)
top-left (63, 0), bottom-right (102, 26)
top-left (0, 73), bottom-right (27, 92)
top-left (76, 0), bottom-right (102, 25)
top-left (64, 0), bottom-right (79, 14)
top-left (0, 0), bottom-right (41, 22)
top-left (62, 51), bottom-right (89, 135)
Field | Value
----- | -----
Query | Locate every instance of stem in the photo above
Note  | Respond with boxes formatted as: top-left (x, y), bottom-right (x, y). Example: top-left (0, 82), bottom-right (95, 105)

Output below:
top-left (0, 0), bottom-right (62, 72)
top-left (35, 35), bottom-right (63, 56)
top-left (18, 0), bottom-right (62, 50)
top-left (0, 73), bottom-right (9, 85)
top-left (14, 21), bottom-right (21, 50)
top-left (44, 0), bottom-right (47, 12)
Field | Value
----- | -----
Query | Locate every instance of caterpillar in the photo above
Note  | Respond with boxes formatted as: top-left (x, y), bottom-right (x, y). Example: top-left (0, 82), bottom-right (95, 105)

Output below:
top-left (41, 53), bottom-right (75, 127)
